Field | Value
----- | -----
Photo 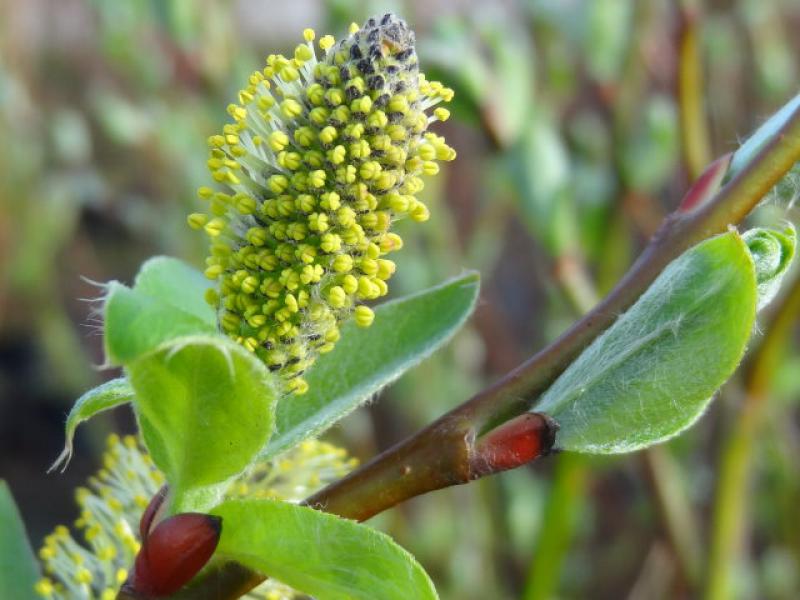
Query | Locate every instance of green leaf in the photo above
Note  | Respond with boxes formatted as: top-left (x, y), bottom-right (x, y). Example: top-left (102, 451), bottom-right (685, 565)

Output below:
top-left (585, 0), bottom-right (633, 83)
top-left (132, 256), bottom-right (216, 324)
top-left (0, 482), bottom-right (40, 600)
top-left (211, 499), bottom-right (438, 600)
top-left (621, 96), bottom-right (679, 193)
top-left (104, 257), bottom-right (216, 365)
top-left (420, 19), bottom-right (490, 129)
top-left (262, 272), bottom-right (480, 459)
top-left (743, 224), bottom-right (797, 310)
top-left (535, 232), bottom-right (757, 453)
top-left (482, 15), bottom-right (535, 147)
top-left (49, 378), bottom-right (134, 473)
top-left (509, 112), bottom-right (577, 255)
top-left (127, 336), bottom-right (277, 511)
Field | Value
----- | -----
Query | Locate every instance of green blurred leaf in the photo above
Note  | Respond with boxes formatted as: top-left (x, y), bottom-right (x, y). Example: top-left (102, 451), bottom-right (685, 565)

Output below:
top-left (90, 89), bottom-right (154, 145)
top-left (420, 19), bottom-right (489, 127)
top-left (421, 10), bottom-right (534, 147)
top-left (584, 0), bottom-right (632, 83)
top-left (508, 112), bottom-right (577, 255)
top-left (212, 499), bottom-right (438, 600)
top-left (50, 378), bottom-right (134, 473)
top-left (535, 232), bottom-right (758, 453)
top-left (770, 162), bottom-right (800, 205)
top-left (104, 257), bottom-right (216, 365)
top-left (0, 482), bottom-right (39, 600)
top-left (481, 13), bottom-right (535, 147)
top-left (128, 336), bottom-right (277, 511)
top-left (621, 95), bottom-right (679, 192)
top-left (50, 109), bottom-right (91, 165)
top-left (262, 272), bottom-right (480, 459)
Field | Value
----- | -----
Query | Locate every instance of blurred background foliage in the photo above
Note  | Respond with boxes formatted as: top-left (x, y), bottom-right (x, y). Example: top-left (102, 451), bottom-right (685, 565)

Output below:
top-left (1, 0), bottom-right (799, 598)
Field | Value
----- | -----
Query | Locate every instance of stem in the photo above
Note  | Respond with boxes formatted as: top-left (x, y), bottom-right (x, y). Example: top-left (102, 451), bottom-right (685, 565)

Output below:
top-left (676, 0), bottom-right (712, 180)
top-left (553, 253), bottom-right (599, 315)
top-left (305, 413), bottom-right (558, 522)
top-left (644, 445), bottom-right (703, 588)
top-left (522, 453), bottom-right (586, 600)
top-left (704, 276), bottom-right (800, 600)
top-left (146, 95), bottom-right (800, 600)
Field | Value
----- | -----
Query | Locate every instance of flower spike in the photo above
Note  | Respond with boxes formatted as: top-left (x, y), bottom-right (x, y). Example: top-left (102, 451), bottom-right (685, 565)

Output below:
top-left (190, 13), bottom-right (455, 394)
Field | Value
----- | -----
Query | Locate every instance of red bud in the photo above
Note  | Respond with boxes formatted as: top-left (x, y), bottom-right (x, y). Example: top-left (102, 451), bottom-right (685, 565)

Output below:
top-left (139, 485), bottom-right (169, 541)
top-left (677, 153), bottom-right (732, 212)
top-left (128, 512), bottom-right (222, 597)
top-left (471, 413), bottom-right (558, 476)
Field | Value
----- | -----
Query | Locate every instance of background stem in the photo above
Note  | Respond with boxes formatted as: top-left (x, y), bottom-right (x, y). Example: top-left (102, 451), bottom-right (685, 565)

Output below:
top-left (522, 453), bottom-right (586, 600)
top-left (644, 445), bottom-right (703, 588)
top-left (676, 0), bottom-right (713, 180)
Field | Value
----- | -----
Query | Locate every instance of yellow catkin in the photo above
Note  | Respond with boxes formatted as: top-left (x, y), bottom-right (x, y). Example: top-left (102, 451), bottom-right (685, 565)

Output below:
top-left (190, 13), bottom-right (455, 395)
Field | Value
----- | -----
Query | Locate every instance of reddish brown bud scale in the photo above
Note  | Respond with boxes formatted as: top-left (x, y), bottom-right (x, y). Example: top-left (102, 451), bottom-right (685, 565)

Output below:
top-left (471, 413), bottom-right (558, 477)
top-left (127, 512), bottom-right (222, 597)
top-left (139, 485), bottom-right (169, 541)
top-left (677, 153), bottom-right (732, 212)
